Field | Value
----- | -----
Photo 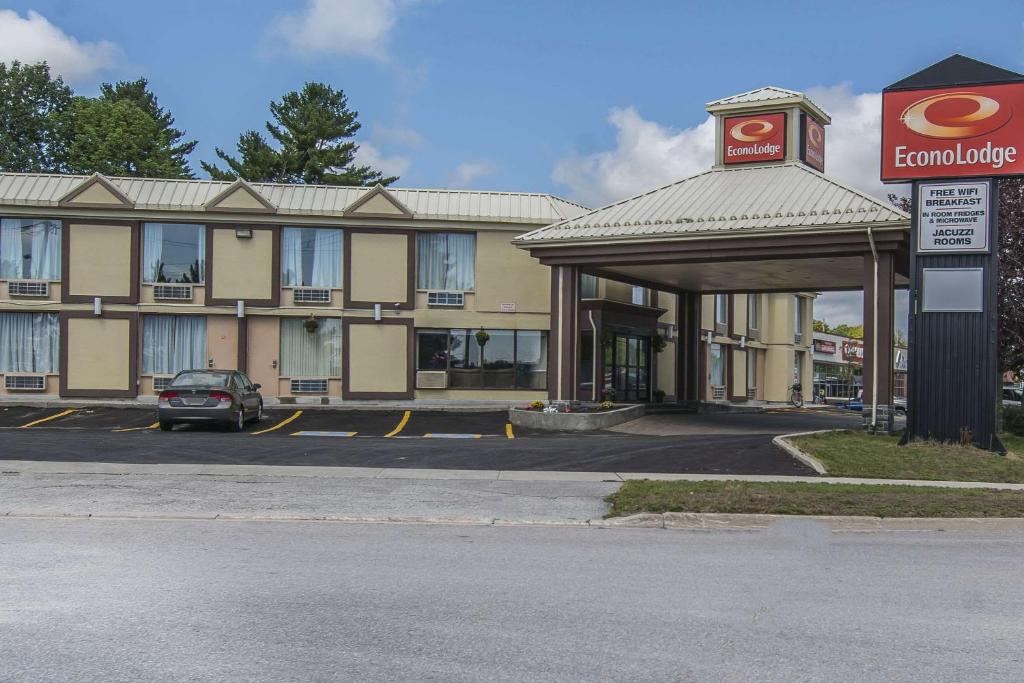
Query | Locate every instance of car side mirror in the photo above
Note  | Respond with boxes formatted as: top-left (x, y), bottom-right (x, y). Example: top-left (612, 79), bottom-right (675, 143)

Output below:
top-left (253, 383), bottom-right (262, 390)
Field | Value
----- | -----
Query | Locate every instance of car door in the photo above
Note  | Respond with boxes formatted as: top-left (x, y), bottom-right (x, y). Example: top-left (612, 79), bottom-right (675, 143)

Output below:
top-left (237, 372), bottom-right (259, 412)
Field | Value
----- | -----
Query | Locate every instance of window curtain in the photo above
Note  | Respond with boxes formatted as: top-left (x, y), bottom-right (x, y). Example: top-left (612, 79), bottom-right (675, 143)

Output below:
top-left (280, 318), bottom-right (340, 376)
top-left (142, 315), bottom-right (206, 375)
top-left (143, 223), bottom-right (164, 283)
top-left (310, 229), bottom-right (341, 287)
top-left (710, 344), bottom-right (724, 386)
top-left (0, 312), bottom-right (58, 373)
top-left (281, 228), bottom-right (304, 286)
top-left (29, 220), bottom-right (61, 280)
top-left (0, 219), bottom-right (22, 279)
top-left (417, 233), bottom-right (475, 290)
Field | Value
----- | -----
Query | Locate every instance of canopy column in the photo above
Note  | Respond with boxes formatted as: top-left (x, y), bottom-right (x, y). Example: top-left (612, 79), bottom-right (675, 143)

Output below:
top-left (863, 251), bottom-right (895, 433)
top-left (548, 265), bottom-right (579, 401)
top-left (676, 291), bottom-right (701, 404)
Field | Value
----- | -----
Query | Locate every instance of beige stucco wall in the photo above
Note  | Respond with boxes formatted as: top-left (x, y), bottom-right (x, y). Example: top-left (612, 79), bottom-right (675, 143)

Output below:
top-left (210, 188), bottom-right (266, 211)
top-left (474, 231), bottom-right (550, 313)
top-left (349, 232), bottom-right (408, 303)
top-left (352, 193), bottom-right (406, 215)
top-left (604, 280), bottom-right (634, 305)
top-left (655, 343), bottom-right (675, 398)
top-left (67, 223), bottom-right (132, 297)
top-left (414, 389), bottom-right (546, 401)
top-left (348, 323), bottom-right (408, 393)
top-left (68, 182), bottom-right (125, 206)
top-left (731, 294), bottom-right (747, 337)
top-left (246, 316), bottom-right (280, 396)
top-left (731, 347), bottom-right (747, 397)
top-left (66, 317), bottom-right (131, 391)
top-left (207, 315), bottom-right (237, 370)
top-left (763, 346), bottom-right (793, 403)
top-left (701, 294), bottom-right (714, 330)
top-left (211, 229), bottom-right (273, 300)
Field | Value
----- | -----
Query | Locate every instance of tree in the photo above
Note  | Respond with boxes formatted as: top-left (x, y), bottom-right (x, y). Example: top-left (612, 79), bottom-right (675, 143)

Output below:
top-left (813, 319), bottom-right (830, 333)
top-left (831, 323), bottom-right (864, 340)
top-left (0, 61), bottom-right (72, 173)
top-left (887, 192), bottom-right (912, 213)
top-left (998, 178), bottom-right (1024, 374)
top-left (98, 78), bottom-right (196, 178)
top-left (202, 82), bottom-right (396, 186)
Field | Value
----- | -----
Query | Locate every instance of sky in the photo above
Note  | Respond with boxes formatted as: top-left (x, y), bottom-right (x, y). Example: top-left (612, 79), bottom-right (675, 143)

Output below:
top-left (4, 0), bottom-right (1024, 332)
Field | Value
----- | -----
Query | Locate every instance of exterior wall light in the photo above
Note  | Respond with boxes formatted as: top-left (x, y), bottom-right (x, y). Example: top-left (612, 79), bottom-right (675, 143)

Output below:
top-left (237, 300), bottom-right (245, 318)
top-left (235, 228), bottom-right (253, 239)
top-left (93, 297), bottom-right (102, 316)
top-left (374, 303), bottom-right (382, 321)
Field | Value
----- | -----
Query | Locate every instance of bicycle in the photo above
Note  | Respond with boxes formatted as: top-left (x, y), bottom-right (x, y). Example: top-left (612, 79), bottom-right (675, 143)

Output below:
top-left (790, 383), bottom-right (804, 408)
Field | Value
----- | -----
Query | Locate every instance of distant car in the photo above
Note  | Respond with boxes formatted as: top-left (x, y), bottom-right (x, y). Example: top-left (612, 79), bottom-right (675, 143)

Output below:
top-left (844, 390), bottom-right (863, 412)
top-left (894, 397), bottom-right (907, 414)
top-left (1004, 387), bottom-right (1023, 407)
top-left (158, 369), bottom-right (263, 431)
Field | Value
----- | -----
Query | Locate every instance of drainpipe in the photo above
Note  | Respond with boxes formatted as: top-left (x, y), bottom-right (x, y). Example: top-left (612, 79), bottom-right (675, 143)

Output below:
top-left (867, 227), bottom-right (879, 432)
top-left (588, 310), bottom-right (598, 401)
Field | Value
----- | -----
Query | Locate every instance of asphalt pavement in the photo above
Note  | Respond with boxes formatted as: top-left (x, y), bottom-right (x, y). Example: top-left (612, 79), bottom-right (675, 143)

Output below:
top-left (3, 516), bottom-right (1022, 682)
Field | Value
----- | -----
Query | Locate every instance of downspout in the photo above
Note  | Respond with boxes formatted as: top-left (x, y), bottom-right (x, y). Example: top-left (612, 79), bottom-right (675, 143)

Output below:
top-left (588, 310), bottom-right (598, 401)
top-left (867, 227), bottom-right (879, 432)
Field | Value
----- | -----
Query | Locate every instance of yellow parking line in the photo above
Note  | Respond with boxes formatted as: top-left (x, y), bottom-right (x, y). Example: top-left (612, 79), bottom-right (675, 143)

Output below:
top-left (505, 423), bottom-right (515, 439)
top-left (112, 421), bottom-right (159, 433)
top-left (251, 410), bottom-right (303, 435)
top-left (18, 408), bottom-right (76, 429)
top-left (384, 410), bottom-right (411, 438)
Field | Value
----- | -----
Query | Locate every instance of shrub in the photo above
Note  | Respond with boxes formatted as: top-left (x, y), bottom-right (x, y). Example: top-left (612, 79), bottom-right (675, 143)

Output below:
top-left (528, 400), bottom-right (545, 411)
top-left (600, 400), bottom-right (614, 410)
top-left (1004, 406), bottom-right (1024, 436)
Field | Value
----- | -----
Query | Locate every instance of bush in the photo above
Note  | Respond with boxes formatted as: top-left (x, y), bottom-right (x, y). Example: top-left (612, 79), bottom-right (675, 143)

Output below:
top-left (1004, 406), bottom-right (1024, 436)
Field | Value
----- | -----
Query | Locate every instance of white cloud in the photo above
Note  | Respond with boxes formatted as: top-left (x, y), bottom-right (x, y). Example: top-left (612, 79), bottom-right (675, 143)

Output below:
top-left (270, 0), bottom-right (414, 60)
top-left (0, 9), bottom-right (120, 83)
top-left (354, 142), bottom-right (410, 178)
top-left (373, 123), bottom-right (426, 149)
top-left (448, 160), bottom-right (496, 188)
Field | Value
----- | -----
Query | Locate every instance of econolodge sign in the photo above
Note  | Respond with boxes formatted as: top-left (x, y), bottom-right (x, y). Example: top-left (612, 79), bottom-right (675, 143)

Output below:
top-left (723, 112), bottom-right (786, 165)
top-left (881, 82), bottom-right (1024, 181)
top-left (801, 114), bottom-right (825, 172)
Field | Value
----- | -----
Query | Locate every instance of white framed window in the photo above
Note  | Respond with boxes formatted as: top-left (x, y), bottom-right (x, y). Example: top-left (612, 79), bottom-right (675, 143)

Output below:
top-left (715, 294), bottom-right (728, 326)
top-left (143, 223), bottom-right (205, 284)
top-left (794, 296), bottom-right (805, 342)
top-left (580, 274), bottom-right (599, 298)
top-left (0, 312), bottom-right (58, 372)
top-left (747, 293), bottom-right (760, 330)
top-left (710, 343), bottom-right (725, 387)
top-left (281, 227), bottom-right (342, 287)
top-left (142, 315), bottom-right (207, 375)
top-left (0, 218), bottom-right (61, 280)
top-left (417, 233), bottom-right (475, 291)
top-left (631, 286), bottom-right (649, 306)
top-left (280, 318), bottom-right (341, 377)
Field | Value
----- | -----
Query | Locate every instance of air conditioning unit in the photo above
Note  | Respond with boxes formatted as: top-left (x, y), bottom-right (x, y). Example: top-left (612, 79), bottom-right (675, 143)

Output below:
top-left (293, 288), bottom-right (331, 304)
top-left (5, 374), bottom-right (46, 391)
top-left (153, 284), bottom-right (193, 301)
top-left (747, 387), bottom-right (757, 400)
top-left (7, 281), bottom-right (49, 297)
top-left (416, 371), bottom-right (448, 389)
top-left (291, 378), bottom-right (328, 393)
top-left (427, 291), bottom-right (464, 307)
top-left (711, 386), bottom-right (726, 400)
top-left (152, 376), bottom-right (174, 392)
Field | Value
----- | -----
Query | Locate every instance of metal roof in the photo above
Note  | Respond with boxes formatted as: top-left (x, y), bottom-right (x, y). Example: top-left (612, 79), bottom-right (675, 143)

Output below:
top-left (706, 86), bottom-right (804, 107)
top-left (0, 173), bottom-right (588, 225)
top-left (515, 163), bottom-right (909, 245)
top-left (705, 86), bottom-right (831, 124)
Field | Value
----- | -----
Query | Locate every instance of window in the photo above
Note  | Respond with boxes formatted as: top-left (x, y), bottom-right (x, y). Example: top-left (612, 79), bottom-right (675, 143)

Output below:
top-left (0, 312), bottom-right (58, 372)
top-left (281, 227), bottom-right (342, 287)
top-left (170, 371), bottom-right (230, 388)
top-left (715, 294), bottom-right (728, 326)
top-left (794, 296), bottom-right (805, 342)
top-left (142, 315), bottom-right (207, 375)
top-left (747, 350), bottom-right (757, 395)
top-left (417, 233), bottom-right (475, 291)
top-left (0, 218), bottom-right (61, 280)
top-left (710, 343), bottom-right (725, 387)
top-left (747, 294), bottom-right (761, 330)
top-left (143, 223), bottom-right (205, 284)
top-left (416, 329), bottom-right (547, 389)
top-left (631, 286), bottom-right (649, 306)
top-left (581, 274), bottom-right (599, 298)
top-left (280, 318), bottom-right (340, 377)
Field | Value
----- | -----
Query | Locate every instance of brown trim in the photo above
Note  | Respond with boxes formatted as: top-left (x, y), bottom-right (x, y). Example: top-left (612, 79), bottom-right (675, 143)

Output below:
top-left (588, 268), bottom-right (684, 295)
top-left (341, 317), bottom-right (414, 400)
top-left (237, 316), bottom-right (248, 374)
top-left (59, 310), bottom-right (139, 398)
top-left (342, 185), bottom-right (414, 219)
top-left (60, 219), bottom-right (140, 304)
top-left (343, 227), bottom-right (416, 310)
top-left (204, 224), bottom-right (281, 307)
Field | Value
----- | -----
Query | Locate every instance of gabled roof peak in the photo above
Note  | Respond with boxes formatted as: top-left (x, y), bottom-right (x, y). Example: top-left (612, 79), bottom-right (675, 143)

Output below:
top-left (706, 86), bottom-right (831, 124)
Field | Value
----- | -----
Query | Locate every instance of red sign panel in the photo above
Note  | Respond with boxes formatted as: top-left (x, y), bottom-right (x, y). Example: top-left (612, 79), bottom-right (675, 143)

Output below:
top-left (841, 340), bottom-right (864, 363)
top-left (813, 339), bottom-right (836, 354)
top-left (881, 83), bottom-right (1024, 181)
top-left (802, 115), bottom-right (825, 172)
top-left (723, 112), bottom-right (786, 165)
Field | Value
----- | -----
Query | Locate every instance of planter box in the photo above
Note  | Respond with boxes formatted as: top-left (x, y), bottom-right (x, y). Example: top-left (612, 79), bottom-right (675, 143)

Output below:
top-left (508, 403), bottom-right (645, 432)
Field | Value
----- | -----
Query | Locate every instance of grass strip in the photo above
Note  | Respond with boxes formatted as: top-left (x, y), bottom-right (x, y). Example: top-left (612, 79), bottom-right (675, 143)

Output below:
top-left (606, 480), bottom-right (1024, 518)
top-left (791, 431), bottom-right (1024, 483)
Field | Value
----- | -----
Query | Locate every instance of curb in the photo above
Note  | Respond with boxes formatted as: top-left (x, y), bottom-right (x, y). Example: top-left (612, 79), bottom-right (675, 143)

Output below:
top-left (772, 429), bottom-right (838, 474)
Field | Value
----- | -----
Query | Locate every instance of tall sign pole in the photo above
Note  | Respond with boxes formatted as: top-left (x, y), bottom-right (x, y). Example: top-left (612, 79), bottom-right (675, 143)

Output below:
top-left (881, 54), bottom-right (1024, 451)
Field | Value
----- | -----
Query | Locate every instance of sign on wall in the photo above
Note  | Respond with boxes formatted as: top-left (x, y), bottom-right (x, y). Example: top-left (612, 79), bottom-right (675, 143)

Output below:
top-left (801, 114), bottom-right (825, 171)
top-left (841, 339), bottom-right (864, 363)
top-left (813, 339), bottom-right (836, 354)
top-left (917, 180), bottom-right (989, 252)
top-left (882, 83), bottom-right (1024, 181)
top-left (723, 112), bottom-right (786, 165)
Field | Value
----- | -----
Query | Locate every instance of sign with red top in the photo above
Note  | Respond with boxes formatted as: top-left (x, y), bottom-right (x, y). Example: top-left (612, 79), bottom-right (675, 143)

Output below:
top-left (881, 82), bottom-right (1024, 181)
top-left (801, 114), bottom-right (825, 171)
top-left (722, 112), bottom-right (786, 165)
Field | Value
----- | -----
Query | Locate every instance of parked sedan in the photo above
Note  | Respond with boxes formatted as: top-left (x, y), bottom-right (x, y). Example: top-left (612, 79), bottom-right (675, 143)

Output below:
top-left (158, 370), bottom-right (263, 432)
top-left (1004, 387), bottom-right (1023, 407)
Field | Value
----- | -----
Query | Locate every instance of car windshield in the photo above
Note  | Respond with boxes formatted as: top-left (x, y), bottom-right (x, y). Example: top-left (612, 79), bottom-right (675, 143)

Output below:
top-left (170, 371), bottom-right (231, 388)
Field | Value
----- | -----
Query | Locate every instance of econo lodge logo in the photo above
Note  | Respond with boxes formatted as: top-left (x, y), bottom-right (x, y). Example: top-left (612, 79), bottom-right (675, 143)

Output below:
top-left (723, 112), bottom-right (786, 164)
top-left (900, 92), bottom-right (1010, 139)
top-left (729, 119), bottom-right (775, 143)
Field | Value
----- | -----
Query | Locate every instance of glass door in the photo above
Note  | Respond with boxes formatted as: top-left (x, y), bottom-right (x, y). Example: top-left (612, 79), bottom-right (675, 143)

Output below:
top-left (604, 333), bottom-right (651, 402)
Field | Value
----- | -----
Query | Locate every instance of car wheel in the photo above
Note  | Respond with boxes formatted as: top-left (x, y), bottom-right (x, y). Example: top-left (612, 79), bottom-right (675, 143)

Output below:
top-left (159, 421), bottom-right (173, 431)
top-left (230, 410), bottom-right (245, 432)
top-left (254, 401), bottom-right (263, 423)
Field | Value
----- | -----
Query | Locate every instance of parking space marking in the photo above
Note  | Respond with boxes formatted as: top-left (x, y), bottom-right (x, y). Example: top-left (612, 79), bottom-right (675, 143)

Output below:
top-left (384, 410), bottom-right (411, 438)
top-left (505, 423), bottom-right (515, 439)
top-left (251, 410), bottom-right (303, 435)
top-left (18, 409), bottom-right (76, 429)
top-left (112, 422), bottom-right (160, 433)
top-left (291, 431), bottom-right (357, 437)
top-left (423, 433), bottom-right (482, 439)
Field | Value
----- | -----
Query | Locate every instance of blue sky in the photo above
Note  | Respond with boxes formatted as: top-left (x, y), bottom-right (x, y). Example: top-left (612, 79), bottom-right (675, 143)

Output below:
top-left (3, 0), bottom-right (1024, 328)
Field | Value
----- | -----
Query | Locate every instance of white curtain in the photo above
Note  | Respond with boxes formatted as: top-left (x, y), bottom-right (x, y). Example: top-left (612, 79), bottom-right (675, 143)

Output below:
top-left (281, 228), bottom-right (304, 286)
top-left (310, 229), bottom-right (341, 287)
top-left (280, 318), bottom-right (340, 376)
top-left (417, 233), bottom-right (475, 290)
top-left (29, 220), bottom-right (61, 280)
top-left (0, 219), bottom-right (22, 279)
top-left (143, 223), bottom-right (164, 283)
top-left (142, 315), bottom-right (206, 375)
top-left (0, 312), bottom-right (58, 373)
top-left (710, 344), bottom-right (724, 386)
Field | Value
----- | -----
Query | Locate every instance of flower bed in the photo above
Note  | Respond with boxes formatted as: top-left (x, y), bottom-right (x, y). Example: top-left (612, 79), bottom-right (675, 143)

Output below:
top-left (508, 402), bottom-right (645, 431)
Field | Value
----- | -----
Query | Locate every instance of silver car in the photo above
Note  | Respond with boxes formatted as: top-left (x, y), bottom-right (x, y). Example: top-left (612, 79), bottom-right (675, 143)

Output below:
top-left (158, 370), bottom-right (263, 432)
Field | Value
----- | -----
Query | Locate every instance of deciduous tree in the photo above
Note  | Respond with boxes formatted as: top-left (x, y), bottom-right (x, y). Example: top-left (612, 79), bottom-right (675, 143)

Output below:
top-left (0, 61), bottom-right (72, 173)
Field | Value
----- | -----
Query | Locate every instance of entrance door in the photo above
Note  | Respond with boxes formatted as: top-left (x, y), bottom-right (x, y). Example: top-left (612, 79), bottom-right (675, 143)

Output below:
top-left (604, 333), bottom-right (650, 402)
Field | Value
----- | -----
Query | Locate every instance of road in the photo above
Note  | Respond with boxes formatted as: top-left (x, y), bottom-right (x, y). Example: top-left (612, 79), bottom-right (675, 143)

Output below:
top-left (3, 517), bottom-right (1022, 682)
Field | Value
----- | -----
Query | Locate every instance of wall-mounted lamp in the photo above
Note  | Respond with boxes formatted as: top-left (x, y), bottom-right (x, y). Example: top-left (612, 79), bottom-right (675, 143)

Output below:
top-left (394, 302), bottom-right (401, 314)
top-left (666, 324), bottom-right (676, 340)
top-left (93, 297), bottom-right (102, 316)
top-left (272, 359), bottom-right (278, 369)
top-left (705, 331), bottom-right (713, 344)
top-left (374, 303), bottom-right (382, 322)
top-left (237, 300), bottom-right (246, 318)
top-left (235, 228), bottom-right (253, 239)
top-left (740, 336), bottom-right (747, 349)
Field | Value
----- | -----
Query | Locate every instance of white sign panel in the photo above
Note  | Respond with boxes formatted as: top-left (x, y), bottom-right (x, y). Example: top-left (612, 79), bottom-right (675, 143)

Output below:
top-left (499, 302), bottom-right (516, 313)
top-left (917, 181), bottom-right (989, 253)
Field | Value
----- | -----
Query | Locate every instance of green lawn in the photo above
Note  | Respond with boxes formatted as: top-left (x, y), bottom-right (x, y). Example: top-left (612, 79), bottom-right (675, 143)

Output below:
top-left (791, 431), bottom-right (1024, 483)
top-left (606, 480), bottom-right (1024, 518)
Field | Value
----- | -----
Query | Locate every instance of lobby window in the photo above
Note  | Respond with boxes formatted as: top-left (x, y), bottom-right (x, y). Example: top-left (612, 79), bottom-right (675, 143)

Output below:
top-left (143, 223), bottom-right (205, 284)
top-left (416, 328), bottom-right (547, 389)
top-left (0, 218), bottom-right (61, 280)
top-left (631, 286), bottom-right (649, 306)
top-left (747, 294), bottom-right (761, 331)
top-left (710, 343), bottom-right (725, 399)
top-left (794, 296), bottom-right (805, 343)
top-left (417, 232), bottom-right (475, 291)
top-left (282, 227), bottom-right (342, 288)
top-left (0, 312), bottom-right (58, 373)
top-left (580, 274), bottom-right (599, 298)
top-left (142, 315), bottom-right (207, 375)
top-left (280, 318), bottom-right (341, 377)
top-left (714, 294), bottom-right (728, 328)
